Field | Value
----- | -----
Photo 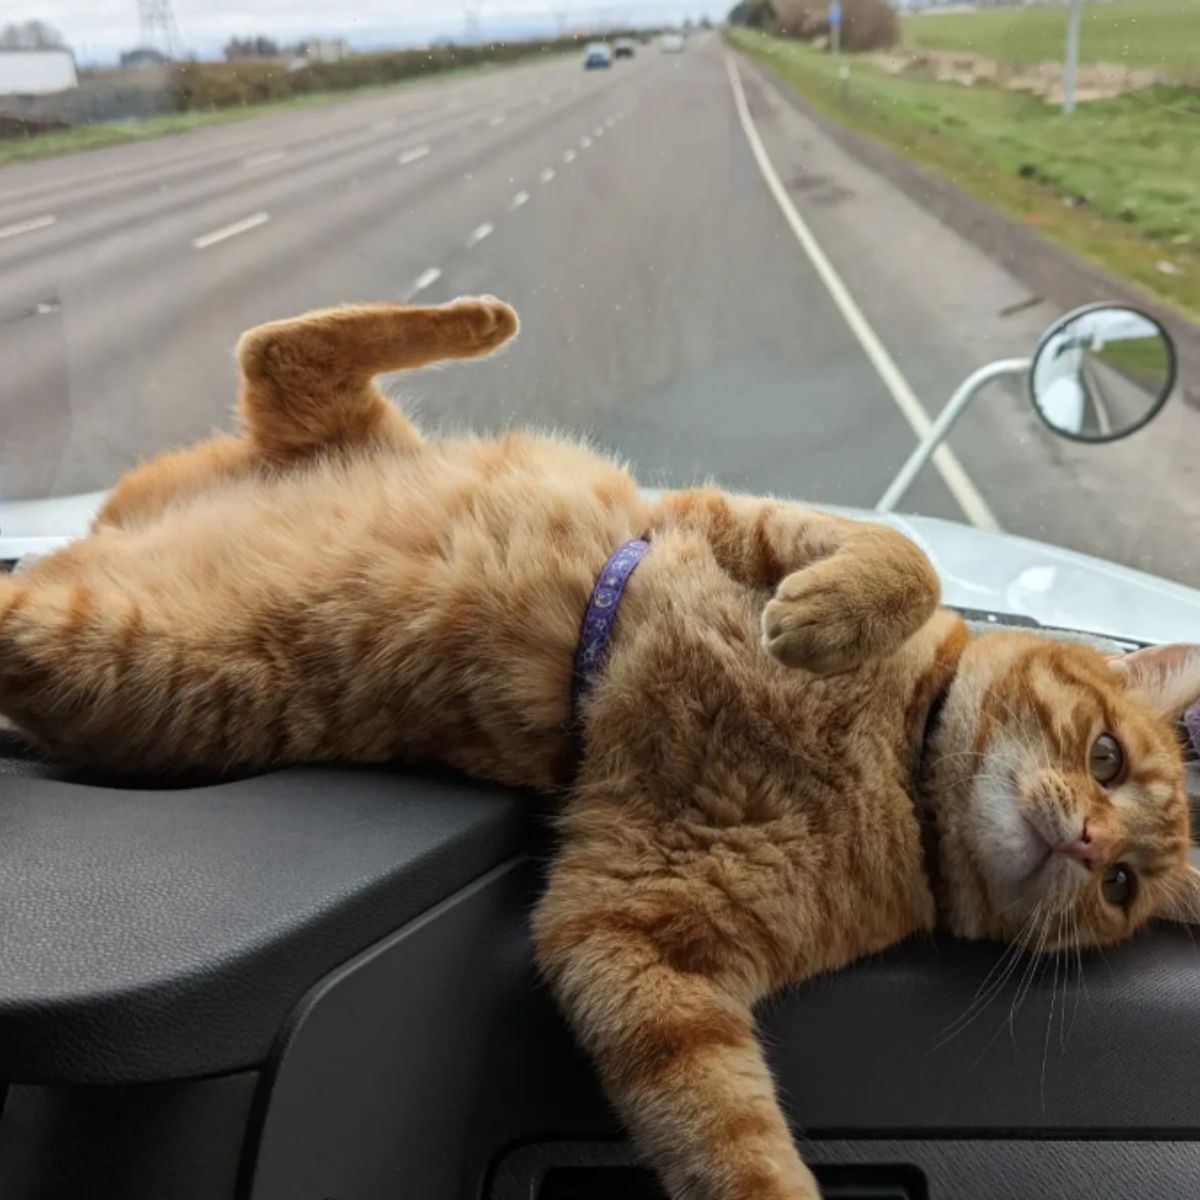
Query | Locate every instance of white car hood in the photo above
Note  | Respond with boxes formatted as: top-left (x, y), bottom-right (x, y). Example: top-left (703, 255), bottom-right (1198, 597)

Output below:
top-left (874, 510), bottom-right (1200, 645)
top-left (3, 490), bottom-right (1199, 646)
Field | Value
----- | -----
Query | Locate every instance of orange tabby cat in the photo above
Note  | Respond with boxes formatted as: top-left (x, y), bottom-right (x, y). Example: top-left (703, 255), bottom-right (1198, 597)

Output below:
top-left (2, 297), bottom-right (1199, 1200)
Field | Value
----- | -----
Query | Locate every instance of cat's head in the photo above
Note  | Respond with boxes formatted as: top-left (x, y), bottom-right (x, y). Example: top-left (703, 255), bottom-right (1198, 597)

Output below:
top-left (929, 633), bottom-right (1200, 949)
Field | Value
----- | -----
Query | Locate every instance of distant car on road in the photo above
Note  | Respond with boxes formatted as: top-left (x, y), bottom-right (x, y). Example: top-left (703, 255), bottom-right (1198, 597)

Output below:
top-left (613, 38), bottom-right (635, 59)
top-left (659, 32), bottom-right (685, 53)
top-left (583, 42), bottom-right (612, 69)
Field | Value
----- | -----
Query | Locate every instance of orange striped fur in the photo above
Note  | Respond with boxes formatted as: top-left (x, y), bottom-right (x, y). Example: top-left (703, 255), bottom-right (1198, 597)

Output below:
top-left (2, 296), bottom-right (1198, 1200)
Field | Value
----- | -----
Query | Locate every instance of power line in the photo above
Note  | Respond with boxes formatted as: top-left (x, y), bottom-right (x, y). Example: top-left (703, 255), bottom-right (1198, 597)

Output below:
top-left (462, 0), bottom-right (485, 41)
top-left (137, 0), bottom-right (182, 58)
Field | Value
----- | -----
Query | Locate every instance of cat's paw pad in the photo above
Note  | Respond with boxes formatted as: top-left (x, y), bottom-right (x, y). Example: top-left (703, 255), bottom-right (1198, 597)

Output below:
top-left (761, 578), bottom-right (872, 676)
top-left (441, 295), bottom-right (519, 354)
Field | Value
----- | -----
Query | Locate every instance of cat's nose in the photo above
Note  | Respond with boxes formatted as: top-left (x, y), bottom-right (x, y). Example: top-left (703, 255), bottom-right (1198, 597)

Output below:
top-left (1061, 819), bottom-right (1115, 868)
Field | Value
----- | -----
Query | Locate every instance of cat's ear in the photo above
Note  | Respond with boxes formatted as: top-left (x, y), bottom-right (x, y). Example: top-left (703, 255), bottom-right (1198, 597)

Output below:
top-left (1157, 864), bottom-right (1200, 925)
top-left (1107, 644), bottom-right (1200, 721)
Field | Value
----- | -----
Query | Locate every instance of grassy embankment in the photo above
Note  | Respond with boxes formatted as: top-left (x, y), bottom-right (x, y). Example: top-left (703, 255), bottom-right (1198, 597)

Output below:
top-left (0, 36), bottom-right (592, 168)
top-left (728, 3), bottom-right (1200, 318)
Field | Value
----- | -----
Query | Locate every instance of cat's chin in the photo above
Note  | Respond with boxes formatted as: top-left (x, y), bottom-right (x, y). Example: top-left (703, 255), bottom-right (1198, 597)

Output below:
top-left (970, 774), bottom-right (1052, 887)
top-left (983, 816), bottom-right (1091, 923)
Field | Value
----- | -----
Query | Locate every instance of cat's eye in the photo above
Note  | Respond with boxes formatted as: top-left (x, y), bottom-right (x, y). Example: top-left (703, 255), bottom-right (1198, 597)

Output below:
top-left (1102, 863), bottom-right (1137, 908)
top-left (1089, 733), bottom-right (1125, 786)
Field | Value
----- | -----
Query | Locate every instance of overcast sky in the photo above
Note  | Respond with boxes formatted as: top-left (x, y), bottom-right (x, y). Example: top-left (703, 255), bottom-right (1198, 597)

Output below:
top-left (8, 1), bottom-right (723, 63)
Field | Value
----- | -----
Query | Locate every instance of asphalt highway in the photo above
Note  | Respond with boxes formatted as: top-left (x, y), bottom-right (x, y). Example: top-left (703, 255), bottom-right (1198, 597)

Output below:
top-left (2, 35), bottom-right (1196, 587)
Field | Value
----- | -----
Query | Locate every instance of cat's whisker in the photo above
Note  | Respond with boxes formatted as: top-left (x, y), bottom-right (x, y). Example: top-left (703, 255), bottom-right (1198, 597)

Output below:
top-left (1070, 907), bottom-right (1089, 1041)
top-left (1040, 909), bottom-right (1066, 1110)
top-left (959, 771), bottom-right (1022, 789)
top-left (1059, 919), bottom-right (1075, 1025)
top-left (1007, 906), bottom-right (1053, 1048)
top-left (995, 686), bottom-right (1051, 773)
top-left (962, 904), bottom-right (1048, 1068)
top-left (929, 749), bottom-right (985, 765)
top-left (932, 902), bottom-right (1044, 1052)
top-left (932, 942), bottom-right (1022, 1046)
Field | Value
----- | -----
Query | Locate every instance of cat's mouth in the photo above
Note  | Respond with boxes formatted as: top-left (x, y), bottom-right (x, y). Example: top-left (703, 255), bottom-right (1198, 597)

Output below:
top-left (1018, 809), bottom-right (1094, 891)
top-left (1019, 816), bottom-right (1054, 880)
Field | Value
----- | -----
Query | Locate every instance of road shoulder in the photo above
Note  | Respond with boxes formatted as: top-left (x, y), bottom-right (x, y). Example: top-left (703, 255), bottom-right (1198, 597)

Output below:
top-left (729, 46), bottom-right (1198, 412)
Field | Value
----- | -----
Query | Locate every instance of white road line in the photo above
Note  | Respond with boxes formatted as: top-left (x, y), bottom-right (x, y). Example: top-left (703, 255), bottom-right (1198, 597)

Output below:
top-left (405, 266), bottom-right (442, 300)
top-left (488, 115), bottom-right (507, 127)
top-left (242, 150), bottom-right (285, 169)
top-left (0, 213), bottom-right (56, 241)
top-left (191, 211), bottom-right (270, 251)
top-left (605, 115), bottom-right (616, 128)
top-left (466, 221), bottom-right (494, 247)
top-left (398, 144), bottom-right (431, 165)
top-left (580, 135), bottom-right (593, 149)
top-left (540, 167), bottom-right (556, 184)
top-left (540, 95), bottom-right (551, 105)
top-left (372, 118), bottom-right (396, 131)
top-left (723, 56), bottom-right (999, 531)
top-left (563, 149), bottom-right (577, 163)
top-left (510, 190), bottom-right (530, 210)
top-left (593, 125), bottom-right (605, 137)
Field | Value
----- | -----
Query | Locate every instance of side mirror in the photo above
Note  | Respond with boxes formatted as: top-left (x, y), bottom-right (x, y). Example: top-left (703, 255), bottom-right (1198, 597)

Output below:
top-left (1030, 304), bottom-right (1176, 443)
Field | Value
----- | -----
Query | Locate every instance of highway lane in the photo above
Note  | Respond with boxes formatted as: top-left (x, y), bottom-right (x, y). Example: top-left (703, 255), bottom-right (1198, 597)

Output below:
top-left (733, 53), bottom-right (1200, 586)
top-left (1, 35), bottom-right (1196, 590)
top-left (0, 69), bottom-right (594, 290)
top-left (0, 36), bottom-right (960, 522)
top-left (0, 52), bottom-right (653, 495)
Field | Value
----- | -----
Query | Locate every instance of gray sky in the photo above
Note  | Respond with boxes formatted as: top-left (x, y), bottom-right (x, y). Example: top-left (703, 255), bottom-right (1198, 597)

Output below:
top-left (9, 1), bottom-right (722, 63)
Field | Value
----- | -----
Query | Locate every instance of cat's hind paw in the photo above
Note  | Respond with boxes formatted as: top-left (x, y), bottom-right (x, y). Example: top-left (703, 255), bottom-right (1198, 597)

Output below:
top-left (436, 295), bottom-right (519, 357)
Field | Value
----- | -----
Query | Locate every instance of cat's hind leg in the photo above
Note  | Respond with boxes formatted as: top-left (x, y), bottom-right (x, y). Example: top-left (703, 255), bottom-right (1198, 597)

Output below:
top-left (95, 296), bottom-right (518, 529)
top-left (235, 295), bottom-right (518, 462)
top-left (93, 434), bottom-right (254, 530)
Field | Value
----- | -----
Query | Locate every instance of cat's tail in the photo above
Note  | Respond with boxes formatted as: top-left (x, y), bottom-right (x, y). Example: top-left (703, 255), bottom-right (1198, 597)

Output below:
top-left (0, 573), bottom-right (144, 769)
top-left (0, 572), bottom-right (258, 776)
top-left (235, 295), bottom-right (519, 462)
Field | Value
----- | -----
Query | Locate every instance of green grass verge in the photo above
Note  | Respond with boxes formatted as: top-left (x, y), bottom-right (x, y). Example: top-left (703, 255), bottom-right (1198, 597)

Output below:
top-left (0, 109), bottom-right (266, 168)
top-left (901, 0), bottom-right (1200, 78)
top-left (0, 61), bottom-right (498, 169)
top-left (727, 27), bottom-right (1200, 320)
top-left (1094, 335), bottom-right (1171, 386)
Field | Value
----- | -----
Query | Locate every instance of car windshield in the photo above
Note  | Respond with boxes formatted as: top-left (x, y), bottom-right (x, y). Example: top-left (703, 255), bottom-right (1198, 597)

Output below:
top-left (1, 1), bottom-right (1197, 590)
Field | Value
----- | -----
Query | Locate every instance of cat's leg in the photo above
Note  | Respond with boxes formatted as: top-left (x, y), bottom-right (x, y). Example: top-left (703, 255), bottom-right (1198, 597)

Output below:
top-left (653, 488), bottom-right (939, 675)
top-left (0, 568), bottom-right (309, 775)
top-left (95, 296), bottom-right (518, 529)
top-left (0, 572), bottom-right (143, 766)
top-left (534, 850), bottom-right (818, 1200)
top-left (236, 295), bottom-right (518, 462)
top-left (94, 434), bottom-right (254, 530)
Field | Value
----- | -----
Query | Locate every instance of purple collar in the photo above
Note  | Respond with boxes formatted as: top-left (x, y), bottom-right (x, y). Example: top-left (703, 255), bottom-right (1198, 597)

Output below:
top-left (572, 538), bottom-right (650, 717)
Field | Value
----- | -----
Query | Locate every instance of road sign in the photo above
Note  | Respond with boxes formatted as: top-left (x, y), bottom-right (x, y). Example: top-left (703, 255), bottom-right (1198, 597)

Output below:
top-left (1063, 0), bottom-right (1083, 115)
top-left (828, 0), bottom-right (842, 56)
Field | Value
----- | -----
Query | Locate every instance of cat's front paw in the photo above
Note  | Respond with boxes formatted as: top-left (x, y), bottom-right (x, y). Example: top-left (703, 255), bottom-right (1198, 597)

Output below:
top-left (762, 587), bottom-right (868, 676)
top-left (762, 569), bottom-right (897, 676)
